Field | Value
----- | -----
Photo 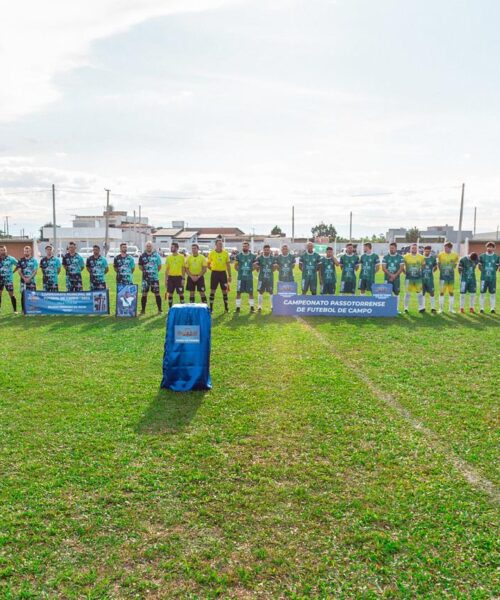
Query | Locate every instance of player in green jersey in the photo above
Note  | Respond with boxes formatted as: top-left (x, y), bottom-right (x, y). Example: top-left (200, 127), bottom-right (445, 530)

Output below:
top-left (319, 246), bottom-right (339, 294)
top-left (458, 252), bottom-right (478, 313)
top-left (276, 245), bottom-right (296, 282)
top-left (254, 244), bottom-right (275, 311)
top-left (382, 242), bottom-right (404, 298)
top-left (15, 245), bottom-right (39, 313)
top-left (339, 243), bottom-right (359, 294)
top-left (478, 241), bottom-right (499, 313)
top-left (422, 246), bottom-right (438, 313)
top-left (358, 242), bottom-right (380, 294)
top-left (235, 241), bottom-right (256, 313)
top-left (299, 241), bottom-right (321, 295)
top-left (0, 245), bottom-right (18, 314)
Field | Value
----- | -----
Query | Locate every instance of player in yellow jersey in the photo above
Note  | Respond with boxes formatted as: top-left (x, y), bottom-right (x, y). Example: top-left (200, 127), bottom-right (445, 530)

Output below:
top-left (207, 238), bottom-right (232, 313)
top-left (164, 242), bottom-right (185, 309)
top-left (403, 243), bottom-right (425, 313)
top-left (185, 243), bottom-right (208, 304)
top-left (437, 241), bottom-right (459, 314)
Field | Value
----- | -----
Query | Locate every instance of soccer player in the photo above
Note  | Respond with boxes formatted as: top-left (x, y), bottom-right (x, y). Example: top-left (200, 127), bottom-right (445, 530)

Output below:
top-left (339, 243), bottom-right (359, 294)
top-left (0, 245), bottom-right (19, 314)
top-left (185, 243), bottom-right (208, 305)
top-left (114, 242), bottom-right (136, 286)
top-left (86, 245), bottom-right (108, 291)
top-left (62, 241), bottom-right (85, 291)
top-left (234, 241), bottom-right (256, 313)
top-left (139, 241), bottom-right (162, 314)
top-left (382, 242), bottom-right (404, 298)
top-left (403, 243), bottom-right (425, 313)
top-left (207, 238), bottom-right (231, 313)
top-left (422, 246), bottom-right (438, 313)
top-left (254, 244), bottom-right (275, 311)
top-left (478, 241), bottom-right (499, 313)
top-left (40, 245), bottom-right (61, 292)
top-left (437, 241), bottom-right (459, 313)
top-left (458, 252), bottom-right (478, 313)
top-left (358, 242), bottom-right (380, 295)
top-left (164, 242), bottom-right (185, 309)
top-left (299, 241), bottom-right (321, 295)
top-left (15, 245), bottom-right (38, 313)
top-left (275, 245), bottom-right (296, 282)
top-left (319, 246), bottom-right (338, 294)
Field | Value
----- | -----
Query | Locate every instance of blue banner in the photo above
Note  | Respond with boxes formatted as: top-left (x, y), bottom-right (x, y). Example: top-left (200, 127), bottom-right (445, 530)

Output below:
top-left (116, 284), bottom-right (138, 317)
top-left (24, 290), bottom-right (109, 315)
top-left (277, 281), bottom-right (298, 296)
top-left (272, 294), bottom-right (398, 317)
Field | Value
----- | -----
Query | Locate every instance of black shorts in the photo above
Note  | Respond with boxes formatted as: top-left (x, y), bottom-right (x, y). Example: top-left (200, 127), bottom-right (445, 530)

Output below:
top-left (358, 278), bottom-right (374, 292)
top-left (43, 283), bottom-right (59, 292)
top-left (90, 281), bottom-right (107, 291)
top-left (66, 276), bottom-right (83, 292)
top-left (167, 276), bottom-right (184, 295)
top-left (0, 280), bottom-right (14, 293)
top-left (257, 278), bottom-right (274, 294)
top-left (210, 271), bottom-right (228, 291)
top-left (142, 278), bottom-right (160, 294)
top-left (186, 276), bottom-right (206, 293)
top-left (21, 282), bottom-right (37, 293)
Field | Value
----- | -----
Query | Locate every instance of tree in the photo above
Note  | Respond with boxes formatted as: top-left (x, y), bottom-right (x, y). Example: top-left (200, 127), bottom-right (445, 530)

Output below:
top-left (39, 222), bottom-right (59, 241)
top-left (311, 222), bottom-right (337, 241)
top-left (405, 227), bottom-right (420, 242)
top-left (271, 225), bottom-right (283, 235)
top-left (371, 233), bottom-right (386, 243)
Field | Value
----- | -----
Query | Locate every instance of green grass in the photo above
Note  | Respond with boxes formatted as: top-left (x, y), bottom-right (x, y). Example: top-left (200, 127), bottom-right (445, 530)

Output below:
top-left (0, 269), bottom-right (498, 598)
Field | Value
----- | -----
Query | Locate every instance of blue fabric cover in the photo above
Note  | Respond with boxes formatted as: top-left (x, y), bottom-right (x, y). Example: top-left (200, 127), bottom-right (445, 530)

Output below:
top-left (161, 304), bottom-right (212, 391)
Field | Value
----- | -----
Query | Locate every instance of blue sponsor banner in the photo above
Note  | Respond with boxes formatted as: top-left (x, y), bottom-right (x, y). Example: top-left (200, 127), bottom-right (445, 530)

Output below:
top-left (277, 281), bottom-right (298, 296)
top-left (372, 283), bottom-right (393, 298)
top-left (273, 294), bottom-right (398, 317)
top-left (25, 290), bottom-right (109, 315)
top-left (116, 284), bottom-right (138, 317)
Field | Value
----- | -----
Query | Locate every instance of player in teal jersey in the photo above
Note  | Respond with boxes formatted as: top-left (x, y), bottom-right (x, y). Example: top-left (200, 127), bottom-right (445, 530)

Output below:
top-left (235, 241), bottom-right (256, 313)
top-left (114, 242), bottom-right (136, 286)
top-left (358, 242), bottom-right (380, 294)
top-left (382, 242), bottom-right (404, 298)
top-left (458, 252), bottom-right (478, 313)
top-left (255, 244), bottom-right (275, 311)
top-left (319, 246), bottom-right (338, 294)
top-left (422, 246), bottom-right (438, 313)
top-left (0, 245), bottom-right (18, 313)
top-left (478, 241), bottom-right (499, 313)
top-left (40, 245), bottom-right (61, 292)
top-left (299, 241), bottom-right (321, 295)
top-left (276, 245), bottom-right (296, 282)
top-left (62, 242), bottom-right (85, 291)
top-left (339, 242), bottom-right (359, 294)
top-left (138, 241), bottom-right (162, 314)
top-left (86, 245), bottom-right (109, 291)
top-left (15, 245), bottom-right (38, 313)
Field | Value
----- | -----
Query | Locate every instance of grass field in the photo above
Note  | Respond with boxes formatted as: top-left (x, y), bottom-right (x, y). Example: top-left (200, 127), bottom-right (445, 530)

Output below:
top-left (1, 269), bottom-right (499, 598)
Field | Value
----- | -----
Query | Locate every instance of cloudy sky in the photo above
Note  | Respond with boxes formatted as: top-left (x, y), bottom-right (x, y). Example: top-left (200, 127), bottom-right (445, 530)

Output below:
top-left (1, 0), bottom-right (499, 238)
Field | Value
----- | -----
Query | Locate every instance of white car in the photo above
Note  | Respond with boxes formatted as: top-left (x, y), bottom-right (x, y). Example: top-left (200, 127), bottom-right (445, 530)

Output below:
top-left (79, 247), bottom-right (94, 259)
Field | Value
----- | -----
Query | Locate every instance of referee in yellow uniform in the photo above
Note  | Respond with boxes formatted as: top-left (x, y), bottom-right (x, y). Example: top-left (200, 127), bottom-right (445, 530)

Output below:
top-left (207, 238), bottom-right (232, 313)
top-left (165, 242), bottom-right (185, 309)
top-left (185, 243), bottom-right (208, 303)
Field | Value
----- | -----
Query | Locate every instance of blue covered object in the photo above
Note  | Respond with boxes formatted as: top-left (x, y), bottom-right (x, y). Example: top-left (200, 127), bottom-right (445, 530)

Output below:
top-left (161, 304), bottom-right (212, 391)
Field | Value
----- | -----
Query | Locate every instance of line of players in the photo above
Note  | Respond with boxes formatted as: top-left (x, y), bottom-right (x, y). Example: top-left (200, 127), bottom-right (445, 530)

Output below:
top-left (0, 238), bottom-right (498, 315)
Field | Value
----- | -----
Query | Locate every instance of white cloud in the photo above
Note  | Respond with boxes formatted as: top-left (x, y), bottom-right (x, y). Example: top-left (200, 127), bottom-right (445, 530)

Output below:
top-left (0, 0), bottom-right (244, 121)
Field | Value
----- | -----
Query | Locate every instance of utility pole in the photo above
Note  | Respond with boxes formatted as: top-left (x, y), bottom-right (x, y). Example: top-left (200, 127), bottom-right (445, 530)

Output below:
top-left (457, 183), bottom-right (465, 253)
top-left (138, 205), bottom-right (142, 249)
top-left (104, 188), bottom-right (110, 256)
top-left (473, 206), bottom-right (477, 236)
top-left (4, 216), bottom-right (9, 236)
top-left (291, 206), bottom-right (295, 243)
top-left (52, 184), bottom-right (57, 254)
top-left (349, 211), bottom-right (353, 242)
top-left (133, 210), bottom-right (137, 247)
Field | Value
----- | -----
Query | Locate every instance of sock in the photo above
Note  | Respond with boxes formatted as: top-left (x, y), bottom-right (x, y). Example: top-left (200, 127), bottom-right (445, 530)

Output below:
top-left (430, 295), bottom-right (436, 309)
top-left (449, 296), bottom-right (454, 310)
top-left (209, 293), bottom-right (214, 311)
top-left (249, 299), bottom-right (254, 308)
top-left (480, 293), bottom-right (486, 310)
top-left (0, 294), bottom-right (2, 307)
top-left (155, 294), bottom-right (162, 311)
top-left (21, 295), bottom-right (25, 314)
top-left (223, 294), bottom-right (228, 310)
top-left (470, 293), bottom-right (475, 309)
top-left (269, 294), bottom-right (273, 309)
top-left (258, 294), bottom-right (263, 308)
top-left (236, 298), bottom-right (241, 308)
top-left (168, 298), bottom-right (173, 309)
top-left (491, 294), bottom-right (496, 311)
top-left (201, 294), bottom-right (207, 304)
top-left (417, 293), bottom-right (424, 310)
top-left (190, 295), bottom-right (195, 303)
top-left (404, 293), bottom-right (410, 310)
top-left (141, 296), bottom-right (147, 312)
top-left (460, 294), bottom-right (466, 309)
top-left (179, 294), bottom-right (185, 304)
top-left (439, 295), bottom-right (444, 310)
top-left (11, 296), bottom-right (17, 312)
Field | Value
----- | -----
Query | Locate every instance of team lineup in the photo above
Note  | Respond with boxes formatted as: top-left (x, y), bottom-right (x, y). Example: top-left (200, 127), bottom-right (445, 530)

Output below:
top-left (0, 238), bottom-right (498, 316)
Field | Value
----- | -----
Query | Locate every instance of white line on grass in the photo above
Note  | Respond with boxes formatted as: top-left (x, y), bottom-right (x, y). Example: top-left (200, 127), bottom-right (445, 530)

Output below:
top-left (298, 317), bottom-right (499, 504)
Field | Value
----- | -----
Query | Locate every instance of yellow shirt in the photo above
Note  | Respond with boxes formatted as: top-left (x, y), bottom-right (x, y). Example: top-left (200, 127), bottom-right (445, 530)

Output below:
top-left (166, 254), bottom-right (185, 277)
top-left (208, 249), bottom-right (229, 272)
top-left (403, 253), bottom-right (425, 279)
top-left (438, 251), bottom-right (459, 280)
top-left (185, 254), bottom-right (207, 276)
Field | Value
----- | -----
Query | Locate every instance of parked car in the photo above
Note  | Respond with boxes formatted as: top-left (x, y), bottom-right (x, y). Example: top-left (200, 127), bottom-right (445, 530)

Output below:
top-left (79, 247), bottom-right (94, 259)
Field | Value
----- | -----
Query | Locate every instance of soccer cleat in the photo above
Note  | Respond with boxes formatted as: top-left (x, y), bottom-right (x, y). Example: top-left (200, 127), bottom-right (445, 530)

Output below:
top-left (491, 309), bottom-right (496, 314)
top-left (419, 308), bottom-right (426, 314)
top-left (140, 309), bottom-right (145, 315)
top-left (235, 307), bottom-right (240, 313)
top-left (431, 308), bottom-right (437, 314)
top-left (460, 308), bottom-right (465, 314)
top-left (404, 309), bottom-right (409, 314)
top-left (258, 307), bottom-right (262, 312)
top-left (250, 307), bottom-right (255, 313)
top-left (449, 308), bottom-right (456, 314)
top-left (469, 308), bottom-right (475, 314)
top-left (480, 309), bottom-right (484, 314)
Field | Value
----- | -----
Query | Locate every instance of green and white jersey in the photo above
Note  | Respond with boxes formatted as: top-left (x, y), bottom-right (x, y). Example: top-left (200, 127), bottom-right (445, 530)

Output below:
top-left (422, 255), bottom-right (437, 284)
top-left (339, 254), bottom-right (359, 282)
top-left (320, 257), bottom-right (336, 283)
top-left (256, 254), bottom-right (275, 281)
top-left (459, 256), bottom-right (477, 285)
top-left (276, 253), bottom-right (295, 282)
top-left (382, 253), bottom-right (403, 280)
top-left (235, 251), bottom-right (256, 280)
top-left (300, 252), bottom-right (321, 277)
top-left (479, 252), bottom-right (499, 281)
top-left (359, 253), bottom-right (379, 281)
